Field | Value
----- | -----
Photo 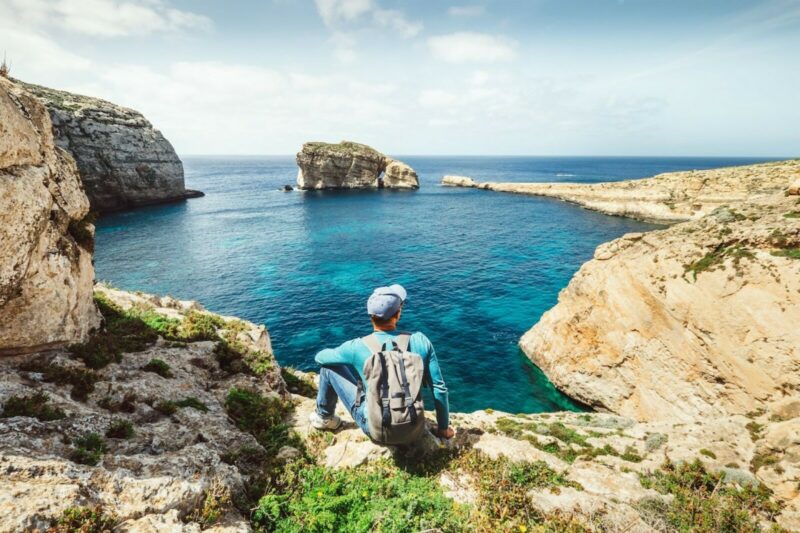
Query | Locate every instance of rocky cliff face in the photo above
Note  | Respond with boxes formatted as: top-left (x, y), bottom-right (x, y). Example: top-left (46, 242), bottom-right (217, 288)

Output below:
top-left (296, 141), bottom-right (419, 190)
top-left (441, 160), bottom-right (800, 222)
top-left (520, 186), bottom-right (800, 424)
top-left (17, 80), bottom-right (202, 213)
top-left (0, 77), bottom-right (100, 355)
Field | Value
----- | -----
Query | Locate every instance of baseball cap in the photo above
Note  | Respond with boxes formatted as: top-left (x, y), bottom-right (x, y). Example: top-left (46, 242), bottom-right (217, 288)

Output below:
top-left (366, 284), bottom-right (407, 320)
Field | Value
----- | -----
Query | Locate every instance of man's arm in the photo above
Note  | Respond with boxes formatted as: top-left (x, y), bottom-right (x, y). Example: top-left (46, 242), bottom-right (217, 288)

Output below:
top-left (417, 334), bottom-right (450, 434)
top-left (315, 339), bottom-right (360, 366)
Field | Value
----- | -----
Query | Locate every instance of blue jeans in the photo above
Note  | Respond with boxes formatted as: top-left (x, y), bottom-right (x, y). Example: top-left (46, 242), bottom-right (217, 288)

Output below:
top-left (316, 365), bottom-right (370, 436)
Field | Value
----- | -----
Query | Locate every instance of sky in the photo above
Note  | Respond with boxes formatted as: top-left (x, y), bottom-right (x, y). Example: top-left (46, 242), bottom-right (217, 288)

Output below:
top-left (1, 0), bottom-right (798, 156)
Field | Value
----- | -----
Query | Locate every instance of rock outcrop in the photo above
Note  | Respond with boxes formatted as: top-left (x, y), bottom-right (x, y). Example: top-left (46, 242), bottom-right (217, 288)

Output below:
top-left (441, 159), bottom-right (800, 222)
top-left (16, 80), bottom-right (202, 213)
top-left (520, 186), bottom-right (800, 424)
top-left (296, 141), bottom-right (419, 190)
top-left (0, 77), bottom-right (100, 355)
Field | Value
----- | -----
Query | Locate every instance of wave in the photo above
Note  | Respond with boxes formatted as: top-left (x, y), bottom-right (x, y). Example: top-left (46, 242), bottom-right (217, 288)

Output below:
top-left (556, 173), bottom-right (576, 177)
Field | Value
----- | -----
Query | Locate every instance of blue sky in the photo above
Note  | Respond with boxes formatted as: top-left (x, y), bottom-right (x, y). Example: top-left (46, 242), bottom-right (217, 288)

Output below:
top-left (1, 0), bottom-right (798, 156)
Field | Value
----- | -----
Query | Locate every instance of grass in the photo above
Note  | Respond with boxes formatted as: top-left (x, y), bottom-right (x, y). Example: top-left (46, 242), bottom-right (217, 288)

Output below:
top-left (141, 358), bottom-right (173, 378)
top-left (19, 359), bottom-right (98, 402)
top-left (188, 480), bottom-right (232, 527)
top-left (783, 211), bottom-right (800, 218)
top-left (684, 243), bottom-right (755, 280)
top-left (771, 247), bottom-right (800, 260)
top-left (154, 400), bottom-right (178, 416)
top-left (1, 391), bottom-right (66, 421)
top-left (214, 320), bottom-right (274, 376)
top-left (281, 368), bottom-right (317, 397)
top-left (699, 448), bottom-right (717, 459)
top-left (69, 432), bottom-right (108, 466)
top-left (751, 450), bottom-right (780, 473)
top-left (224, 387), bottom-right (298, 455)
top-left (175, 396), bottom-right (209, 412)
top-left (106, 419), bottom-right (134, 439)
top-left (53, 506), bottom-right (116, 532)
top-left (745, 421), bottom-right (764, 441)
top-left (638, 459), bottom-right (784, 532)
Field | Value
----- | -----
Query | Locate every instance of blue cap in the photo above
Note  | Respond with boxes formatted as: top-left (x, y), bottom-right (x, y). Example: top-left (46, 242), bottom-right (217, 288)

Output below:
top-left (367, 284), bottom-right (407, 319)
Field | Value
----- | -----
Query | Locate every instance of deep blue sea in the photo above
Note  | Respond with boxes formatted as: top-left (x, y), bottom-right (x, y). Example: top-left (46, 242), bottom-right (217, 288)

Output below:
top-left (94, 156), bottom-right (776, 414)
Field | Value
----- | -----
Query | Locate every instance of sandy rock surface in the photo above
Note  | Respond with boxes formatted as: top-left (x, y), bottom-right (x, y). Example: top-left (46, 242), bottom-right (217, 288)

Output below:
top-left (441, 159), bottom-right (800, 222)
top-left (296, 141), bottom-right (418, 189)
top-left (0, 77), bottom-right (100, 355)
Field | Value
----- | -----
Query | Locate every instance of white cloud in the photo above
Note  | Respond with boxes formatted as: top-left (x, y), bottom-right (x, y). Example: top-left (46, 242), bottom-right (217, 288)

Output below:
top-left (2, 0), bottom-right (211, 37)
top-left (314, 0), bottom-right (421, 39)
top-left (314, 0), bottom-right (374, 27)
top-left (448, 5), bottom-right (485, 17)
top-left (372, 9), bottom-right (422, 38)
top-left (329, 32), bottom-right (358, 63)
top-left (428, 32), bottom-right (517, 63)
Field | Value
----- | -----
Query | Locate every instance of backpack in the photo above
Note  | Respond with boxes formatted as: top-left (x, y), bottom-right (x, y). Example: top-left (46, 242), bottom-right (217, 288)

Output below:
top-left (358, 332), bottom-right (426, 445)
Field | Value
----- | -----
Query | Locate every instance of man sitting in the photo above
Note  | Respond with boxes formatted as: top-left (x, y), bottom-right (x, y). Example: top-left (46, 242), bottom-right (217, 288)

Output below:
top-left (309, 284), bottom-right (454, 442)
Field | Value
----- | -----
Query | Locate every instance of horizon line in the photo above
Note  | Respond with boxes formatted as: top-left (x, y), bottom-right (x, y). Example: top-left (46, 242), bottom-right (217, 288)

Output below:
top-left (179, 154), bottom-right (798, 159)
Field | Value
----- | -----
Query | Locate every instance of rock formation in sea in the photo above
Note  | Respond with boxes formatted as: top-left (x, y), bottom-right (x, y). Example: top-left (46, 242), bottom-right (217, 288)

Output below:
top-left (0, 77), bottom-right (100, 355)
top-left (16, 80), bottom-right (202, 213)
top-left (441, 159), bottom-right (800, 222)
top-left (296, 141), bottom-right (419, 190)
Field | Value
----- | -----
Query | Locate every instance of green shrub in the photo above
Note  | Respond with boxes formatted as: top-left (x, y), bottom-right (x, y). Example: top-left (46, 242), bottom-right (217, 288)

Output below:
top-left (141, 358), bottom-right (173, 378)
top-left (1, 391), bottom-right (65, 421)
top-left (699, 448), bottom-right (717, 459)
top-left (214, 320), bottom-right (274, 376)
top-left (638, 459), bottom-right (783, 531)
top-left (188, 481), bottom-right (232, 527)
top-left (180, 310), bottom-right (225, 341)
top-left (18, 359), bottom-right (98, 402)
top-left (281, 368), bottom-right (317, 397)
top-left (106, 419), bottom-right (134, 439)
top-left (154, 400), bottom-right (178, 416)
top-left (225, 387), bottom-right (297, 454)
top-left (175, 396), bottom-right (209, 412)
top-left (54, 506), bottom-right (116, 532)
top-left (70, 432), bottom-right (108, 466)
top-left (252, 461), bottom-right (466, 533)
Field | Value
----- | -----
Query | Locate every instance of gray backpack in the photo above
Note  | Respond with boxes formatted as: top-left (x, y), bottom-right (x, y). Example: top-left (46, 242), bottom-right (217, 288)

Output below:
top-left (358, 333), bottom-right (426, 445)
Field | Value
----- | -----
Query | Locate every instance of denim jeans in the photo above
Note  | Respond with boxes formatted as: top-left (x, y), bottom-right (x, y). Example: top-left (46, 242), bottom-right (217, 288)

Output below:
top-left (316, 365), bottom-right (370, 436)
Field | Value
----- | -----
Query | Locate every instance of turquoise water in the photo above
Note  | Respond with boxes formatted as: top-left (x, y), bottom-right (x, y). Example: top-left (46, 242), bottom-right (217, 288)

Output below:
top-left (94, 156), bottom-right (774, 414)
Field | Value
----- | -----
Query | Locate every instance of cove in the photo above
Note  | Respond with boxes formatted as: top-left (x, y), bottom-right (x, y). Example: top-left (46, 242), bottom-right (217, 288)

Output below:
top-left (94, 155), bottom-right (773, 413)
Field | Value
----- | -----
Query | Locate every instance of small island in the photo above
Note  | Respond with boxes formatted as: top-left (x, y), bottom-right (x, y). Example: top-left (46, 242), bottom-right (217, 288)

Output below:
top-left (296, 141), bottom-right (419, 190)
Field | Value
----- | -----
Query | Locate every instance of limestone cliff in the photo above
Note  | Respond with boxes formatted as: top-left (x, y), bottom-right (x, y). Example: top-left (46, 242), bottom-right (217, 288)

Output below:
top-left (16, 80), bottom-right (202, 213)
top-left (296, 141), bottom-right (419, 190)
top-left (441, 159), bottom-right (800, 222)
top-left (520, 186), bottom-right (800, 425)
top-left (0, 77), bottom-right (100, 355)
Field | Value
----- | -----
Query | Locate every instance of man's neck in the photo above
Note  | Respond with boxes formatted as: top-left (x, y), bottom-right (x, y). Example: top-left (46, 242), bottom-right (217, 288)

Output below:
top-left (373, 325), bottom-right (397, 332)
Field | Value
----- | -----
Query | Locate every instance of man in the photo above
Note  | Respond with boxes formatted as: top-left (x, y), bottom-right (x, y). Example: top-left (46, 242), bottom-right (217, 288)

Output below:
top-left (309, 284), bottom-right (454, 440)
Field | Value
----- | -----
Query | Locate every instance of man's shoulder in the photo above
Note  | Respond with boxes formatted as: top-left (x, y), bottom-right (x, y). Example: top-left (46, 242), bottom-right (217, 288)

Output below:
top-left (405, 331), bottom-right (433, 352)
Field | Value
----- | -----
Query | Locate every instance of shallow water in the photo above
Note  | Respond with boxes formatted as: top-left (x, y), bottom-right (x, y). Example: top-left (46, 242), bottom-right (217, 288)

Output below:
top-left (94, 155), bottom-right (774, 413)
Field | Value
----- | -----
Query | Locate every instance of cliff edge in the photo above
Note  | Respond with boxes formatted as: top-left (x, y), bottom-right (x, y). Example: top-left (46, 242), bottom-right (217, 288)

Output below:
top-left (0, 77), bottom-right (100, 354)
top-left (16, 80), bottom-right (203, 213)
top-left (442, 160), bottom-right (800, 222)
top-left (296, 141), bottom-right (419, 190)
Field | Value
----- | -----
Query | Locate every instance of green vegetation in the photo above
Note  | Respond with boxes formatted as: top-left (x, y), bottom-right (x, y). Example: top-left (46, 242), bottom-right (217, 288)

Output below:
top-left (154, 400), bottom-right (178, 416)
top-left (783, 211), bottom-right (800, 218)
top-left (745, 421), bottom-right (764, 441)
top-left (771, 248), bottom-right (800, 260)
top-left (638, 459), bottom-right (783, 532)
top-left (141, 358), bottom-right (173, 378)
top-left (281, 368), bottom-right (317, 397)
top-left (98, 392), bottom-right (137, 413)
top-left (67, 212), bottom-right (97, 252)
top-left (684, 243), bottom-right (755, 280)
top-left (214, 320), bottom-right (274, 376)
top-left (188, 481), bottom-right (232, 527)
top-left (53, 506), bottom-right (116, 532)
top-left (751, 450), bottom-right (780, 473)
top-left (70, 432), bottom-right (108, 466)
top-left (19, 360), bottom-right (98, 402)
top-left (180, 310), bottom-right (225, 341)
top-left (699, 448), bottom-right (717, 459)
top-left (224, 387), bottom-right (298, 455)
top-left (175, 396), bottom-right (209, 412)
top-left (106, 419), bottom-right (134, 439)
top-left (1, 391), bottom-right (65, 421)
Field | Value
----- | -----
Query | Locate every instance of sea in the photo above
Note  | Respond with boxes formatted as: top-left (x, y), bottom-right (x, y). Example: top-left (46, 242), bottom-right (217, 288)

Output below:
top-left (94, 156), bottom-right (776, 414)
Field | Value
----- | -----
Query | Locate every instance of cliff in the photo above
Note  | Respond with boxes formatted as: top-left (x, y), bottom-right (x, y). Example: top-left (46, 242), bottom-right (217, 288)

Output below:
top-left (521, 185), bottom-right (800, 424)
top-left (0, 77), bottom-right (100, 355)
top-left (296, 141), bottom-right (419, 190)
top-left (442, 160), bottom-right (800, 222)
top-left (16, 80), bottom-right (202, 213)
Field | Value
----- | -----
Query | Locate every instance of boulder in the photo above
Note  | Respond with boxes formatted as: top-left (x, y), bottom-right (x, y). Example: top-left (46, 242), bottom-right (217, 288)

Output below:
top-left (520, 191), bottom-right (800, 422)
top-left (295, 141), bottom-right (418, 190)
top-left (16, 80), bottom-right (202, 213)
top-left (0, 77), bottom-right (100, 354)
top-left (441, 175), bottom-right (477, 187)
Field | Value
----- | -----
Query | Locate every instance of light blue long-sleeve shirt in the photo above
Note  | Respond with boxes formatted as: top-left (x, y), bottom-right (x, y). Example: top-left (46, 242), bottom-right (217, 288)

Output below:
top-left (315, 330), bottom-right (450, 430)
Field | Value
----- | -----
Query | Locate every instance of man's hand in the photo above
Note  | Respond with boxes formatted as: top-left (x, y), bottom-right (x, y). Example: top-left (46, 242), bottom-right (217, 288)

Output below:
top-left (432, 425), bottom-right (455, 439)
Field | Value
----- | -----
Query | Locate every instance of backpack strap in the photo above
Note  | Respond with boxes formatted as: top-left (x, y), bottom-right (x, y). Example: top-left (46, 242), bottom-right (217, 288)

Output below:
top-left (362, 334), bottom-right (382, 354)
top-left (396, 355), bottom-right (417, 424)
top-left (377, 352), bottom-right (392, 427)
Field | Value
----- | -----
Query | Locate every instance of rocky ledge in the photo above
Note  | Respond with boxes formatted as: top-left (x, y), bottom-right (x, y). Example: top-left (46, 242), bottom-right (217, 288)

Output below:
top-left (442, 160), bottom-right (800, 222)
top-left (15, 79), bottom-right (203, 213)
top-left (296, 141), bottom-right (419, 190)
top-left (1, 286), bottom-right (797, 531)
